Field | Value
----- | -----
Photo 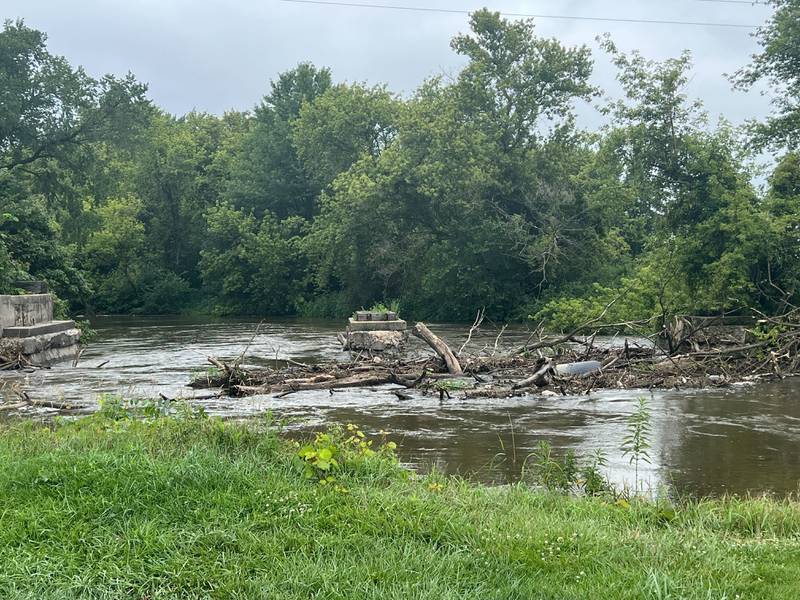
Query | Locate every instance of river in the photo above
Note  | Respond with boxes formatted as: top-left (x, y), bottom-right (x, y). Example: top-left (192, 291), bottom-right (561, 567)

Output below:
top-left (1, 316), bottom-right (798, 498)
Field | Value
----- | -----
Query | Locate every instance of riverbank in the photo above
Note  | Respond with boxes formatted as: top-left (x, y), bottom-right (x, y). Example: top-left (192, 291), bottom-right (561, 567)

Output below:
top-left (1, 411), bottom-right (798, 598)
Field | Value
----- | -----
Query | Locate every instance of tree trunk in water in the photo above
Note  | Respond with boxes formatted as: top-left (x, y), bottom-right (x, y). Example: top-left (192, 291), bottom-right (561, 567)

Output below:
top-left (411, 322), bottom-right (463, 376)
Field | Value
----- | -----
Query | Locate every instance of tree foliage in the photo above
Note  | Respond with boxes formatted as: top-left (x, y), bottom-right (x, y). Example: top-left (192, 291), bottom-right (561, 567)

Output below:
top-left (1, 12), bottom-right (797, 324)
top-left (735, 0), bottom-right (800, 150)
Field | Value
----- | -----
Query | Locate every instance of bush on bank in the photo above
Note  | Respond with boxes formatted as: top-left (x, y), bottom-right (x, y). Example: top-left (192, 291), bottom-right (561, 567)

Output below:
top-left (0, 407), bottom-right (798, 599)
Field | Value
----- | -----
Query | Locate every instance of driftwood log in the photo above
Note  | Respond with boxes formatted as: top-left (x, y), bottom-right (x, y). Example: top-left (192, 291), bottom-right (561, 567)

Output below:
top-left (236, 371), bottom-right (397, 395)
top-left (412, 322), bottom-right (463, 375)
top-left (512, 359), bottom-right (554, 389)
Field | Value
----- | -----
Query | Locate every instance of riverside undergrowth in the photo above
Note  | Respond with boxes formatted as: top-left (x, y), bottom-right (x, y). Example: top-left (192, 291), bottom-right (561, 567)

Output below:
top-left (0, 405), bottom-right (798, 599)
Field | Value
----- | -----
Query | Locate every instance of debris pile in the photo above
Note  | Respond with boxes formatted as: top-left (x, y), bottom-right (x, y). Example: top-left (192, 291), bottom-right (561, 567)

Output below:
top-left (192, 314), bottom-right (800, 399)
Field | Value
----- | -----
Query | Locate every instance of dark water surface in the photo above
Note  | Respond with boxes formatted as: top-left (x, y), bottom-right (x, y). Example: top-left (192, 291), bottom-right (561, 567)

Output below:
top-left (1, 316), bottom-right (799, 498)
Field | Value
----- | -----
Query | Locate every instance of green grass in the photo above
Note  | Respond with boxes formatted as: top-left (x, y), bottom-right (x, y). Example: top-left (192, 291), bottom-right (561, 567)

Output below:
top-left (0, 411), bottom-right (798, 599)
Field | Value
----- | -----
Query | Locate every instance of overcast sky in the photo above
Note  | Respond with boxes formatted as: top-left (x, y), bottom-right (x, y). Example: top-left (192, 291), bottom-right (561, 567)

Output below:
top-left (3, 0), bottom-right (777, 131)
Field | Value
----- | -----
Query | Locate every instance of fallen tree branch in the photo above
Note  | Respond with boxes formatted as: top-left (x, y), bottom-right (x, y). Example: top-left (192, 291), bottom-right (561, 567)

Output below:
top-left (512, 359), bottom-right (554, 389)
top-left (412, 322), bottom-right (463, 375)
top-left (238, 372), bottom-right (396, 396)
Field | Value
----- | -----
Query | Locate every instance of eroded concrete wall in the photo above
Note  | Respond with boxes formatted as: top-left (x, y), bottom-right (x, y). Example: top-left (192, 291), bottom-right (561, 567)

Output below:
top-left (0, 294), bottom-right (54, 329)
top-left (0, 327), bottom-right (81, 366)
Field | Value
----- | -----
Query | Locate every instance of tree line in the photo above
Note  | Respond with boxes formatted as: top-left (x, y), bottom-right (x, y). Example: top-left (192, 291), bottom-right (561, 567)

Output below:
top-left (1, 3), bottom-right (799, 325)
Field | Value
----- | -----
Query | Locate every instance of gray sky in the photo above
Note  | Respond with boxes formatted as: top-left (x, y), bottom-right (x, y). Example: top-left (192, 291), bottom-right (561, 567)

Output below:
top-left (3, 0), bottom-right (777, 130)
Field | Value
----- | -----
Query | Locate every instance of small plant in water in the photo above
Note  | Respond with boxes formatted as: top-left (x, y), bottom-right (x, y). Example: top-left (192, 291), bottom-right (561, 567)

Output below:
top-left (621, 397), bottom-right (652, 493)
top-left (74, 319), bottom-right (98, 345)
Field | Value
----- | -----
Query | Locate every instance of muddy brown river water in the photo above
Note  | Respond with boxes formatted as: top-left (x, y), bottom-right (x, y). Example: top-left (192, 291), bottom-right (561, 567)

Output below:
top-left (1, 316), bottom-right (799, 498)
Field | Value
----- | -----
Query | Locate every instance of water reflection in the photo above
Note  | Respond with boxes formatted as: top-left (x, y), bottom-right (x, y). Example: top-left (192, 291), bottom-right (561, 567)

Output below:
top-left (1, 315), bottom-right (798, 497)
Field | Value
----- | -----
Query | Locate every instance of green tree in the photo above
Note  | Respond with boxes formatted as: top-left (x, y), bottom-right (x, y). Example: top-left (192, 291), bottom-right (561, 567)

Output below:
top-left (82, 195), bottom-right (192, 314)
top-left (293, 83), bottom-right (399, 188)
top-left (200, 203), bottom-right (308, 315)
top-left (538, 42), bottom-right (769, 324)
top-left (597, 37), bottom-right (708, 250)
top-left (735, 0), bottom-right (800, 150)
top-left (305, 11), bottom-right (600, 319)
top-left (0, 20), bottom-right (149, 173)
top-left (452, 9), bottom-right (595, 152)
top-left (227, 63), bottom-right (331, 219)
top-left (0, 19), bottom-right (148, 308)
top-left (761, 152), bottom-right (800, 308)
top-left (133, 111), bottom-right (235, 285)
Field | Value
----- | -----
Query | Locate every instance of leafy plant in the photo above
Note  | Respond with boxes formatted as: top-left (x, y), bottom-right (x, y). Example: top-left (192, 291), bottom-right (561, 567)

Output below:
top-left (295, 423), bottom-right (398, 487)
top-left (297, 432), bottom-right (341, 484)
top-left (580, 449), bottom-right (611, 496)
top-left (522, 440), bottom-right (613, 497)
top-left (96, 394), bottom-right (130, 421)
top-left (74, 319), bottom-right (98, 345)
top-left (529, 441), bottom-right (579, 492)
top-left (353, 300), bottom-right (401, 317)
top-left (621, 397), bottom-right (652, 492)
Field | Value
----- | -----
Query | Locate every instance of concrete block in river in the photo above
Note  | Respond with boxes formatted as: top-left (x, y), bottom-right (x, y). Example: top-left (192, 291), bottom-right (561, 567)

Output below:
top-left (0, 294), bottom-right (80, 366)
top-left (0, 327), bottom-right (81, 365)
top-left (0, 294), bottom-right (54, 329)
top-left (2, 320), bottom-right (75, 338)
top-left (343, 330), bottom-right (408, 352)
top-left (555, 360), bottom-right (602, 377)
top-left (354, 311), bottom-right (398, 322)
top-left (347, 317), bottom-right (407, 332)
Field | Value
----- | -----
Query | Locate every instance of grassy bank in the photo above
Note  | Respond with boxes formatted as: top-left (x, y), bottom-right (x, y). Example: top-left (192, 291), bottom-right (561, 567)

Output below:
top-left (0, 411), bottom-right (798, 599)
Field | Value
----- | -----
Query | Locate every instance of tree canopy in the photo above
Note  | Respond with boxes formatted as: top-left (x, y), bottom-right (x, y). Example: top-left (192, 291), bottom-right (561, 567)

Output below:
top-left (1, 11), bottom-right (798, 325)
top-left (736, 0), bottom-right (800, 151)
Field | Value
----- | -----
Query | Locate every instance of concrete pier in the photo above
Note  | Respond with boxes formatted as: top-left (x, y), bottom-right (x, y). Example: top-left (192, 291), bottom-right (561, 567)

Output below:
top-left (0, 290), bottom-right (80, 365)
top-left (342, 311), bottom-right (408, 352)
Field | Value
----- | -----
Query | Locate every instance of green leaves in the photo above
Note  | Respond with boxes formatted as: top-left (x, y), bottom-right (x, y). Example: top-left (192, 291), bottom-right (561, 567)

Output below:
top-left (293, 83), bottom-right (400, 188)
top-left (199, 203), bottom-right (310, 315)
top-left (295, 425), bottom-right (400, 485)
top-left (298, 442), bottom-right (339, 478)
top-left (1, 13), bottom-right (796, 320)
top-left (228, 63), bottom-right (331, 220)
top-left (621, 398), bottom-right (653, 492)
top-left (0, 20), bottom-right (149, 174)
top-left (452, 9), bottom-right (595, 151)
top-left (734, 0), bottom-right (800, 151)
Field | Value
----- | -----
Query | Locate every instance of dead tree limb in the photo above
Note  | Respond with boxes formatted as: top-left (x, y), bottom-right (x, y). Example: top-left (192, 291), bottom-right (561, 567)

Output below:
top-left (391, 389), bottom-right (413, 401)
top-left (237, 372), bottom-right (395, 396)
top-left (458, 309), bottom-right (485, 356)
top-left (491, 324), bottom-right (508, 357)
top-left (412, 322), bottom-right (463, 375)
top-left (512, 359), bottom-right (554, 389)
top-left (233, 321), bottom-right (264, 370)
top-left (15, 390), bottom-right (90, 411)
